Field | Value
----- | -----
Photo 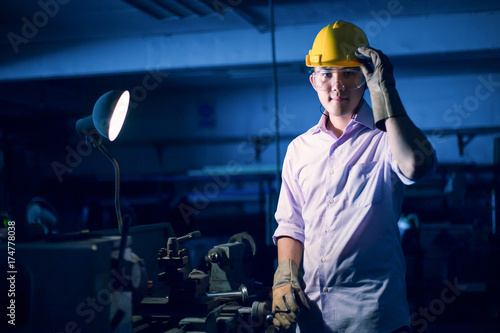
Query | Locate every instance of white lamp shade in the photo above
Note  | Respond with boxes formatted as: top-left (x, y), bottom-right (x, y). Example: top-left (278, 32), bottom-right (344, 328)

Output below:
top-left (92, 90), bottom-right (130, 141)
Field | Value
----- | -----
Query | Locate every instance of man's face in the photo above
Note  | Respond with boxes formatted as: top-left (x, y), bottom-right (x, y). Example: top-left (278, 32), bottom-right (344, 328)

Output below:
top-left (309, 67), bottom-right (365, 117)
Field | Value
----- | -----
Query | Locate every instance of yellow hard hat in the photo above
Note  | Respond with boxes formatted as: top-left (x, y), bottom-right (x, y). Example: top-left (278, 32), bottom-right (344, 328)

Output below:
top-left (306, 20), bottom-right (369, 67)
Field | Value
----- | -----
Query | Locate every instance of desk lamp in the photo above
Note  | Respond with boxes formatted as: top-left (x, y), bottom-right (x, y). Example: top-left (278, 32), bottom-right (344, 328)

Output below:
top-left (75, 90), bottom-right (130, 235)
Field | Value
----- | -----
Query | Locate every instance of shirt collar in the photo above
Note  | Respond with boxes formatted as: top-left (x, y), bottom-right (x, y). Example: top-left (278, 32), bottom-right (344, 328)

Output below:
top-left (351, 100), bottom-right (375, 129)
top-left (311, 100), bottom-right (374, 135)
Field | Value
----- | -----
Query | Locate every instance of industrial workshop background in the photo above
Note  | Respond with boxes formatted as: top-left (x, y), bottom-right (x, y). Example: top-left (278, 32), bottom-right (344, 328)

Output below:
top-left (0, 0), bottom-right (500, 332)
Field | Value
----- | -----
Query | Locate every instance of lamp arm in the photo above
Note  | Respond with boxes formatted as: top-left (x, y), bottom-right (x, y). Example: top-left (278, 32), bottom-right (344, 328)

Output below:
top-left (88, 137), bottom-right (124, 235)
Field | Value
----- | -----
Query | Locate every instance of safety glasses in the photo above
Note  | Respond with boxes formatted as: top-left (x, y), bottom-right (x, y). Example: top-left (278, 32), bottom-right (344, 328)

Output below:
top-left (311, 68), bottom-right (365, 91)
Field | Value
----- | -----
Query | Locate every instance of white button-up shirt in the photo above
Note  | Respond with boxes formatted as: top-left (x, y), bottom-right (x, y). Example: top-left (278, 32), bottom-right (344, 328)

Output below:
top-left (273, 101), bottom-right (414, 332)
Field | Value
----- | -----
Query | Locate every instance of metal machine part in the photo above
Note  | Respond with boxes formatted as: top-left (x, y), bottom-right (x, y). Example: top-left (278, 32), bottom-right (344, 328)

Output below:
top-left (157, 231), bottom-right (205, 290)
top-left (0, 236), bottom-right (147, 333)
top-left (206, 232), bottom-right (257, 293)
top-left (242, 301), bottom-right (272, 323)
top-left (265, 309), bottom-right (292, 325)
top-left (206, 284), bottom-right (249, 303)
top-left (134, 231), bottom-right (272, 332)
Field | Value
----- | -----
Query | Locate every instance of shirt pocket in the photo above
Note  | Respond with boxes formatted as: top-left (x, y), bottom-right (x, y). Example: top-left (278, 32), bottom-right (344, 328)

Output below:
top-left (345, 161), bottom-right (383, 208)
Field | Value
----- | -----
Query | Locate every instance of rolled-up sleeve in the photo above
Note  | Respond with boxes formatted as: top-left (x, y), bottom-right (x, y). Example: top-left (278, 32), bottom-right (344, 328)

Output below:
top-left (273, 144), bottom-right (306, 245)
top-left (388, 141), bottom-right (438, 186)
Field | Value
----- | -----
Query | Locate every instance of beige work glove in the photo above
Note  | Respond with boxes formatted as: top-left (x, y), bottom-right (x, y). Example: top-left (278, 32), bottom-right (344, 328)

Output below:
top-left (272, 259), bottom-right (309, 330)
top-left (356, 46), bottom-right (407, 131)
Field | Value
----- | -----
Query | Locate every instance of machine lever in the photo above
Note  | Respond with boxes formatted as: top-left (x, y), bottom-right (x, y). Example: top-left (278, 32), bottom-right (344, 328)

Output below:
top-left (177, 230), bottom-right (201, 243)
top-left (265, 309), bottom-right (292, 324)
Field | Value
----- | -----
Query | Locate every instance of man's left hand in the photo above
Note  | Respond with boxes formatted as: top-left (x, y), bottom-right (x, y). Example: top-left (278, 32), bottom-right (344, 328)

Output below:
top-left (356, 46), bottom-right (407, 131)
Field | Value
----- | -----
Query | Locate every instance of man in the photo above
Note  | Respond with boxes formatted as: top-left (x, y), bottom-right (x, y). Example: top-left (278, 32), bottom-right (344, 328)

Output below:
top-left (271, 20), bottom-right (436, 332)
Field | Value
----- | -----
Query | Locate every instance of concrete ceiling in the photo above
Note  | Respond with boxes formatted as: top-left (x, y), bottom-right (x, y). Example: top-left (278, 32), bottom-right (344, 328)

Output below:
top-left (1, 0), bottom-right (499, 43)
top-left (1, 0), bottom-right (499, 80)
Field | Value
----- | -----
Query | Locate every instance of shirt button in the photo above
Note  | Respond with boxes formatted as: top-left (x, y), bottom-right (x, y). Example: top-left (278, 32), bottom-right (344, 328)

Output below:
top-left (323, 287), bottom-right (328, 292)
top-left (321, 258), bottom-right (326, 263)
top-left (329, 198), bottom-right (334, 204)
top-left (325, 228), bottom-right (330, 233)
top-left (329, 169), bottom-right (334, 174)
